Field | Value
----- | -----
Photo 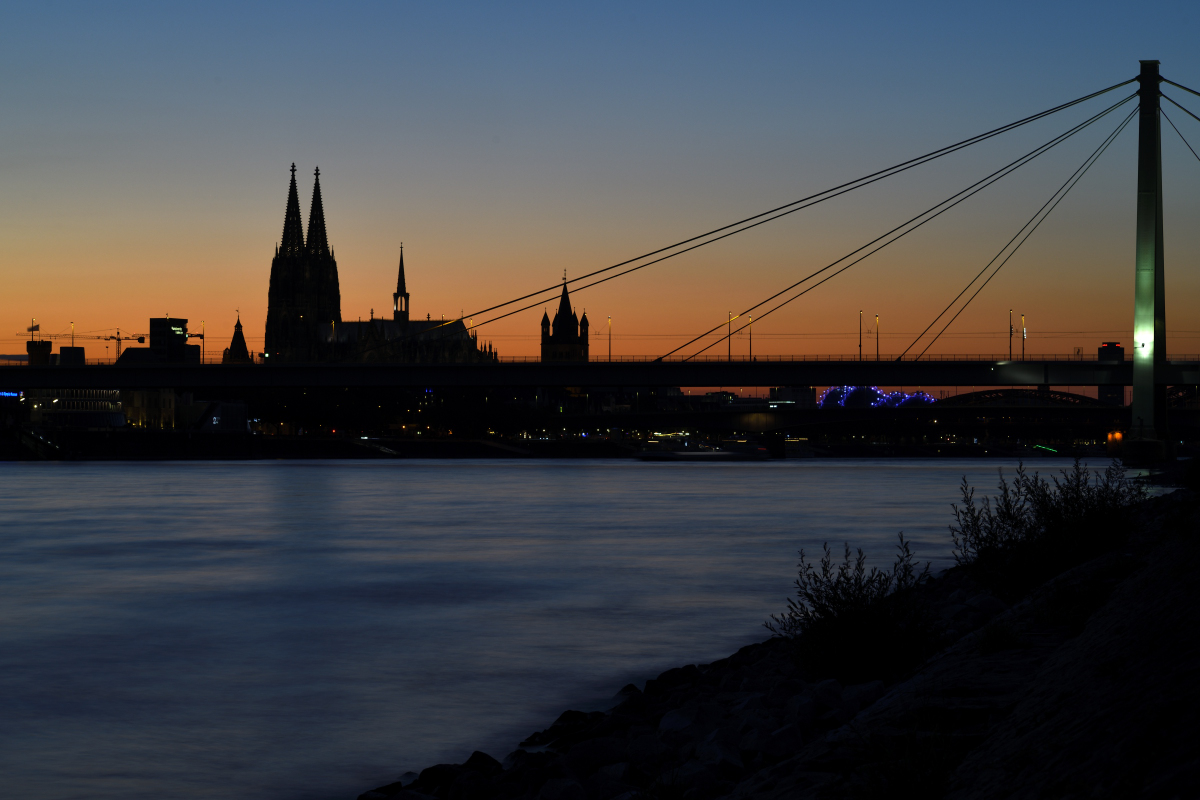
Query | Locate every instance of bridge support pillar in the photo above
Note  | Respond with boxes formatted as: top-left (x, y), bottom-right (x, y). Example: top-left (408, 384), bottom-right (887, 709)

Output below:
top-left (1131, 60), bottom-right (1167, 446)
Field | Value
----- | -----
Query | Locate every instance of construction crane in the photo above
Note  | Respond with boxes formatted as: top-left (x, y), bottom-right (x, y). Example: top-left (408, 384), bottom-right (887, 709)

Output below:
top-left (188, 322), bottom-right (205, 361)
top-left (18, 323), bottom-right (147, 360)
top-left (23, 318), bottom-right (207, 360)
top-left (101, 330), bottom-right (148, 359)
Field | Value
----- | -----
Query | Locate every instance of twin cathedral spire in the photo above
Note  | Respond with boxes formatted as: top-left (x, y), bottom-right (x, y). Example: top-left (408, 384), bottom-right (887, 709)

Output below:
top-left (265, 164), bottom-right (342, 359)
top-left (277, 163), bottom-right (333, 257)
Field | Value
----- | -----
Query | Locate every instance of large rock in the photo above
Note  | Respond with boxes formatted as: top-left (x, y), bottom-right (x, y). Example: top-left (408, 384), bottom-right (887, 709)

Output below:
top-left (408, 763), bottom-right (460, 796)
top-left (672, 758), bottom-right (718, 790)
top-left (810, 679), bottom-right (842, 711)
top-left (535, 776), bottom-right (585, 800)
top-left (696, 737), bottom-right (743, 774)
top-left (967, 593), bottom-right (1008, 617)
top-left (767, 678), bottom-right (805, 705)
top-left (784, 694), bottom-right (815, 730)
top-left (842, 680), bottom-right (885, 714)
top-left (461, 751), bottom-right (502, 775)
top-left (731, 693), bottom-right (765, 715)
top-left (762, 723), bottom-right (803, 760)
top-left (644, 664), bottom-right (700, 697)
top-left (565, 736), bottom-right (626, 776)
top-left (658, 706), bottom-right (695, 732)
top-left (626, 733), bottom-right (669, 767)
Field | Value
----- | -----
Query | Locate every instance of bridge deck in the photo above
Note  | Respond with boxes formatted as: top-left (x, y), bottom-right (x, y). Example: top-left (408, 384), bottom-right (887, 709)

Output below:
top-left (2, 360), bottom-right (1199, 390)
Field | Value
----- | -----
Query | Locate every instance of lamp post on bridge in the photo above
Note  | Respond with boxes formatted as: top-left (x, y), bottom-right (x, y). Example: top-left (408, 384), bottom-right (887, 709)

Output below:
top-left (1131, 59), bottom-right (1167, 447)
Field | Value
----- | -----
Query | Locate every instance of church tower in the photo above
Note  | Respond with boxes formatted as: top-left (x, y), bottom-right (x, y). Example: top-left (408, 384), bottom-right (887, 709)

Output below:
top-left (540, 282), bottom-right (589, 362)
top-left (264, 164), bottom-right (308, 359)
top-left (222, 315), bottom-right (252, 363)
top-left (393, 244), bottom-right (410, 328)
top-left (307, 167), bottom-right (342, 328)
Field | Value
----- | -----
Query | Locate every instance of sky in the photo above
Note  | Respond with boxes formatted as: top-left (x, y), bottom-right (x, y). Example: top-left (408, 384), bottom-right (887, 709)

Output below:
top-left (4, 1), bottom-right (1200, 361)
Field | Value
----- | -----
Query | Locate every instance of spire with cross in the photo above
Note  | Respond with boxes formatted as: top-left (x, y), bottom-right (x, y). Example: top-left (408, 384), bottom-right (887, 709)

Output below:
top-left (280, 163), bottom-right (305, 255)
top-left (394, 242), bottom-right (410, 326)
top-left (306, 166), bottom-right (329, 256)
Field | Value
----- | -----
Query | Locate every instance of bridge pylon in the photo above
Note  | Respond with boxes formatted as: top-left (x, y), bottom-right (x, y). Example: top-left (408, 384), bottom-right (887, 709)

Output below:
top-left (1130, 59), bottom-right (1168, 450)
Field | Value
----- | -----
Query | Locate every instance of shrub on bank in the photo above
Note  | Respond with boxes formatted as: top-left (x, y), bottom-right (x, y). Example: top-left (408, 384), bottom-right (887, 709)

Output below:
top-left (765, 460), bottom-right (1146, 683)
top-left (950, 459), bottom-right (1145, 599)
top-left (764, 533), bottom-right (937, 683)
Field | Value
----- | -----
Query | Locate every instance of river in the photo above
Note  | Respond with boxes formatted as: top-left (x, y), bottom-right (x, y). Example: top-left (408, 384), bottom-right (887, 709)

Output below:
top-left (0, 458), bottom-right (1080, 799)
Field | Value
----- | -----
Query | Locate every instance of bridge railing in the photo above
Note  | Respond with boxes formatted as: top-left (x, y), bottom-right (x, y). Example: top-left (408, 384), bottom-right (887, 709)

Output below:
top-left (5, 353), bottom-right (1200, 366)
top-left (493, 353), bottom-right (1163, 363)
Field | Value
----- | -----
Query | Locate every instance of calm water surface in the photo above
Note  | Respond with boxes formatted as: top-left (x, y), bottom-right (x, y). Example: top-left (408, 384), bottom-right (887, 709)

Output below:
top-left (0, 458), bottom-right (1077, 800)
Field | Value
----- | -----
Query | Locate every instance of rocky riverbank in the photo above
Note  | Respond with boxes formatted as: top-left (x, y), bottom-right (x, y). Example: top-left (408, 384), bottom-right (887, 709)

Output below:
top-left (358, 489), bottom-right (1198, 799)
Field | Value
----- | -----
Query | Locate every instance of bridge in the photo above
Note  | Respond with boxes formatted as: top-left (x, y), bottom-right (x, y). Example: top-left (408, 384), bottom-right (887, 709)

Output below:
top-left (3, 62), bottom-right (1197, 453)
top-left (2, 356), bottom-right (1197, 391)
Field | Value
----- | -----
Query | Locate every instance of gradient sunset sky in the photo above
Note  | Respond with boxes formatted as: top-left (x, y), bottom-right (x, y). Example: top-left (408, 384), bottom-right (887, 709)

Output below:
top-left (4, 2), bottom-right (1200, 360)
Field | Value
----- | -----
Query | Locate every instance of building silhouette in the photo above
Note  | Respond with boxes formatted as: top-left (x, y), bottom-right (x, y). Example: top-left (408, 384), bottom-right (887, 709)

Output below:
top-left (319, 246), bottom-right (496, 363)
top-left (117, 317), bottom-right (199, 364)
top-left (541, 282), bottom-right (588, 362)
top-left (264, 165), bottom-right (341, 361)
top-left (394, 244), bottom-right (410, 326)
top-left (261, 166), bottom-right (494, 363)
top-left (222, 316), bottom-right (252, 363)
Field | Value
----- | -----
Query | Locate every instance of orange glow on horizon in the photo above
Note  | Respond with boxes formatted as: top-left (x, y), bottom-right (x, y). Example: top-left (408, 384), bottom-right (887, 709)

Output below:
top-left (5, 32), bottom-right (1200, 364)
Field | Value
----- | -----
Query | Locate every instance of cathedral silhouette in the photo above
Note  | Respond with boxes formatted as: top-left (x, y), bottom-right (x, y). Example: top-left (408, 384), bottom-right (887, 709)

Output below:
top-left (261, 165), bottom-right (496, 364)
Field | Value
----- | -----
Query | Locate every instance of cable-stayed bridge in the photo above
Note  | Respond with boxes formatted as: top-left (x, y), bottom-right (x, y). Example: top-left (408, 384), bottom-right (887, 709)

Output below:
top-left (3, 61), bottom-right (1198, 450)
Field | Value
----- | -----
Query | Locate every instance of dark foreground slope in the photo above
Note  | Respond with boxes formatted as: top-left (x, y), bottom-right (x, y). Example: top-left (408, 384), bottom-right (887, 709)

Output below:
top-left (358, 491), bottom-right (1199, 800)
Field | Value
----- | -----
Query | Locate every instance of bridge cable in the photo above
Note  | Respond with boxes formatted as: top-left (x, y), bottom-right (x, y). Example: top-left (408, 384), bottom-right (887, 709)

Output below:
top-left (909, 104), bottom-right (1138, 360)
top-left (667, 95), bottom-right (1136, 361)
top-left (1163, 78), bottom-right (1200, 100)
top-left (1161, 107), bottom-right (1200, 164)
top-left (447, 80), bottom-right (1135, 327)
top-left (352, 79), bottom-right (1136, 358)
top-left (901, 104), bottom-right (1140, 359)
top-left (661, 93), bottom-right (1137, 361)
top-left (1162, 94), bottom-right (1200, 127)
